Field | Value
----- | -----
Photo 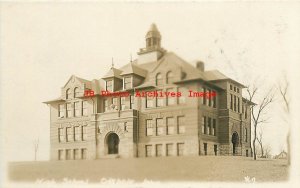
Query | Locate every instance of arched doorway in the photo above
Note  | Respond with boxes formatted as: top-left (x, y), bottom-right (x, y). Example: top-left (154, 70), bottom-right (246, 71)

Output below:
top-left (106, 133), bottom-right (119, 154)
top-left (231, 132), bottom-right (239, 155)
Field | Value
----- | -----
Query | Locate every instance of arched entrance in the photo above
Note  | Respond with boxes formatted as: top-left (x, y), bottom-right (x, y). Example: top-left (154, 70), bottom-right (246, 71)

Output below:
top-left (106, 133), bottom-right (119, 154)
top-left (231, 132), bottom-right (239, 155)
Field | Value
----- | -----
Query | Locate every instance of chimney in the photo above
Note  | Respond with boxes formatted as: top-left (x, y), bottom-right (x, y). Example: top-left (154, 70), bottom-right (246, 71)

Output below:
top-left (196, 61), bottom-right (204, 71)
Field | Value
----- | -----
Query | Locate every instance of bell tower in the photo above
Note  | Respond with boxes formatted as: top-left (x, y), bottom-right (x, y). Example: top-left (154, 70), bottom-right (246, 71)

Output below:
top-left (137, 23), bottom-right (166, 64)
top-left (145, 23), bottom-right (161, 49)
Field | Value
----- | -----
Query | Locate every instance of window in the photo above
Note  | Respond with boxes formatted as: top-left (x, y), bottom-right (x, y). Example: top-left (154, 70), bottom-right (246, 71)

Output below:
top-left (82, 126), bottom-right (87, 141)
top-left (58, 150), bottom-right (64, 160)
top-left (112, 97), bottom-right (118, 105)
top-left (82, 101), bottom-right (88, 116)
top-left (244, 128), bottom-right (247, 142)
top-left (242, 104), bottom-right (244, 113)
top-left (58, 128), bottom-right (64, 142)
top-left (203, 143), bottom-right (207, 155)
top-left (81, 148), bottom-right (87, 159)
top-left (66, 103), bottom-right (72, 118)
top-left (74, 149), bottom-right (80, 160)
top-left (104, 99), bottom-right (108, 112)
top-left (234, 96), bottom-right (237, 111)
top-left (178, 87), bottom-right (186, 104)
top-left (153, 38), bottom-right (157, 46)
top-left (167, 117), bottom-right (175, 135)
top-left (74, 101), bottom-right (80, 117)
top-left (121, 97), bottom-right (126, 110)
top-left (208, 89), bottom-right (212, 107)
top-left (167, 88), bottom-right (176, 105)
top-left (74, 87), bottom-right (80, 98)
top-left (213, 90), bottom-right (217, 108)
top-left (147, 38), bottom-right (151, 47)
top-left (214, 145), bottom-right (217, 156)
top-left (124, 76), bottom-right (132, 90)
top-left (66, 149), bottom-right (72, 160)
top-left (208, 117), bottom-right (212, 135)
top-left (177, 143), bottom-right (184, 156)
top-left (230, 84), bottom-right (232, 90)
top-left (74, 126), bottom-right (81, 141)
top-left (166, 144), bottom-right (173, 156)
top-left (237, 98), bottom-right (240, 113)
top-left (66, 127), bottom-right (73, 142)
top-left (123, 122), bottom-right (128, 132)
top-left (130, 95), bottom-right (134, 109)
top-left (230, 94), bottom-right (233, 110)
top-left (106, 80), bottom-right (113, 91)
top-left (166, 71), bottom-right (174, 84)
top-left (203, 87), bottom-right (207, 105)
top-left (245, 106), bottom-right (248, 119)
top-left (156, 73), bottom-right (163, 86)
top-left (156, 90), bottom-right (164, 107)
top-left (66, 88), bottom-right (71, 99)
top-left (146, 119), bottom-right (153, 136)
top-left (112, 98), bottom-right (118, 110)
top-left (202, 117), bottom-right (205, 134)
top-left (203, 116), bottom-right (207, 134)
top-left (206, 89), bottom-right (210, 105)
top-left (234, 86), bottom-right (236, 92)
top-left (58, 104), bottom-right (64, 118)
top-left (156, 144), bottom-right (162, 157)
top-left (178, 116), bottom-right (185, 134)
top-left (213, 119), bottom-right (216, 136)
top-left (156, 118), bottom-right (164, 135)
top-left (146, 145), bottom-right (152, 157)
top-left (146, 95), bottom-right (154, 108)
top-left (237, 88), bottom-right (240, 93)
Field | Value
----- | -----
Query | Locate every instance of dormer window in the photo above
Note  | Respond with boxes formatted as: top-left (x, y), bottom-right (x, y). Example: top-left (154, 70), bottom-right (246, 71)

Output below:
top-left (66, 88), bottom-right (71, 99)
top-left (74, 87), bottom-right (80, 98)
top-left (156, 73), bottom-right (163, 86)
top-left (124, 76), bottom-right (132, 90)
top-left (106, 80), bottom-right (113, 91)
top-left (166, 71), bottom-right (174, 84)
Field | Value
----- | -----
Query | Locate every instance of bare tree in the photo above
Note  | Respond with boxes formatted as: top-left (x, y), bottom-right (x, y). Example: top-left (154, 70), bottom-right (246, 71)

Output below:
top-left (256, 129), bottom-right (272, 158)
top-left (278, 74), bottom-right (290, 165)
top-left (264, 145), bottom-right (271, 158)
top-left (247, 85), bottom-right (275, 160)
top-left (256, 130), bottom-right (264, 158)
top-left (34, 138), bottom-right (39, 161)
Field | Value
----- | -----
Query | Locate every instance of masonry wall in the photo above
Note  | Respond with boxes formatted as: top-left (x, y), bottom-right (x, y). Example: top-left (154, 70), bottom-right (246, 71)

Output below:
top-left (49, 99), bottom-right (95, 160)
top-left (95, 110), bottom-right (138, 158)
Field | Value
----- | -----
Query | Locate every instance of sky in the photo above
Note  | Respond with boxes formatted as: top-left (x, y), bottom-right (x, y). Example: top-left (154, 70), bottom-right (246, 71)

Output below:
top-left (1, 2), bottom-right (299, 162)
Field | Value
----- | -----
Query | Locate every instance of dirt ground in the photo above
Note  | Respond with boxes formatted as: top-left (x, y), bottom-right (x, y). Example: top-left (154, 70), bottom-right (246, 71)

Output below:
top-left (7, 156), bottom-right (289, 183)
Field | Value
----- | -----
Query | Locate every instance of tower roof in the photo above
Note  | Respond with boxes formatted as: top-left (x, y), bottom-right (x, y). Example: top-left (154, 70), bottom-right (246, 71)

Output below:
top-left (146, 23), bottom-right (161, 38)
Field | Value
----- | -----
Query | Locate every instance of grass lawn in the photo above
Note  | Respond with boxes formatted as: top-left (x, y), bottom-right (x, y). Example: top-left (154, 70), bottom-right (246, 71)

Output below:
top-left (8, 156), bottom-right (288, 182)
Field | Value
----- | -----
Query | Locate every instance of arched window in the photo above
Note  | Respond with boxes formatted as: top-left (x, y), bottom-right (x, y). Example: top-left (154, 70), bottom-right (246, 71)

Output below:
top-left (66, 88), bottom-right (71, 99)
top-left (74, 87), bottom-right (80, 98)
top-left (156, 73), bottom-right (163, 86)
top-left (166, 71), bottom-right (174, 84)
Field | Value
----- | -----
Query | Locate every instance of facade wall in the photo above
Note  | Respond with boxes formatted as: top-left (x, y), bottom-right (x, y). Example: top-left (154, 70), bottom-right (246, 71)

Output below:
top-left (48, 80), bottom-right (252, 160)
top-left (47, 58), bottom-right (252, 160)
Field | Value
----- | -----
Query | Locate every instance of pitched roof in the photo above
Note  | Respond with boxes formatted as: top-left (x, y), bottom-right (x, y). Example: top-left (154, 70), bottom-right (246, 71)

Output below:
top-left (63, 75), bottom-right (92, 88)
top-left (163, 52), bottom-right (206, 81)
top-left (204, 70), bottom-right (246, 88)
top-left (204, 70), bottom-right (229, 81)
top-left (43, 97), bottom-right (64, 104)
top-left (120, 62), bottom-right (147, 77)
top-left (102, 67), bottom-right (122, 79)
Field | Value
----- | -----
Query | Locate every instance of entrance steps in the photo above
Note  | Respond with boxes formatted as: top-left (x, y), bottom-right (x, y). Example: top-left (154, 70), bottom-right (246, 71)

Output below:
top-left (101, 154), bottom-right (120, 159)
